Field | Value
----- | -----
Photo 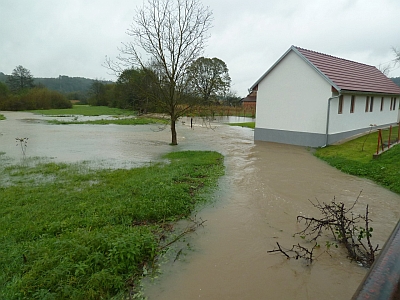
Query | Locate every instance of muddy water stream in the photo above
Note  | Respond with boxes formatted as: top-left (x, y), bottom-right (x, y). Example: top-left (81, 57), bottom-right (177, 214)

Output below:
top-left (1, 112), bottom-right (399, 299)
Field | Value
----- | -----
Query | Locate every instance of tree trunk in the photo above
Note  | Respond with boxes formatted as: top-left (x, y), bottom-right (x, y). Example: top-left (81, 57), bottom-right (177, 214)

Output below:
top-left (171, 119), bottom-right (177, 145)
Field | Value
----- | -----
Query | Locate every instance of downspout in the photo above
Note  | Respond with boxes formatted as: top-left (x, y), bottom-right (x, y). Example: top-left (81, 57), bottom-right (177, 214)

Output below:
top-left (322, 94), bottom-right (340, 148)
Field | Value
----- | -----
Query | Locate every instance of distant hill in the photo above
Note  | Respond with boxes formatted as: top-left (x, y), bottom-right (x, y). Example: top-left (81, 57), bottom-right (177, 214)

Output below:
top-left (34, 76), bottom-right (113, 94)
top-left (0, 72), bottom-right (112, 94)
top-left (391, 77), bottom-right (400, 87)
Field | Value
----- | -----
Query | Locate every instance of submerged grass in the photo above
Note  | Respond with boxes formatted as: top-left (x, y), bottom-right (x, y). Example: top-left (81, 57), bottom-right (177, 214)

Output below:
top-left (0, 151), bottom-right (224, 299)
top-left (46, 117), bottom-right (165, 126)
top-left (315, 127), bottom-right (400, 194)
top-left (0, 114), bottom-right (5, 120)
top-left (228, 122), bottom-right (255, 129)
top-left (30, 105), bottom-right (136, 117)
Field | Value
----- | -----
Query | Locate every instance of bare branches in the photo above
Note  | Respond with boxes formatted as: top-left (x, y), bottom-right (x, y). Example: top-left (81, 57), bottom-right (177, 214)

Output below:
top-left (267, 242), bottom-right (319, 265)
top-left (393, 47), bottom-right (400, 67)
top-left (112, 0), bottom-right (212, 84)
top-left (269, 192), bottom-right (379, 268)
top-left (105, 0), bottom-right (213, 145)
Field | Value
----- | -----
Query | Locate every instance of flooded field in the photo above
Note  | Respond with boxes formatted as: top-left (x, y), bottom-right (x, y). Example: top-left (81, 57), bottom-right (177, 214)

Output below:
top-left (1, 112), bottom-right (399, 299)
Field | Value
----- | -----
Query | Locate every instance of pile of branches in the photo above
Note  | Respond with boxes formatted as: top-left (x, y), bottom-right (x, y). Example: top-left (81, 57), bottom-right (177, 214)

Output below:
top-left (268, 192), bottom-right (379, 268)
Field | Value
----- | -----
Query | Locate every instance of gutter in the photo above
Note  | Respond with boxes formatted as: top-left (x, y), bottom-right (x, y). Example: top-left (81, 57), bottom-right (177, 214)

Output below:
top-left (322, 94), bottom-right (340, 148)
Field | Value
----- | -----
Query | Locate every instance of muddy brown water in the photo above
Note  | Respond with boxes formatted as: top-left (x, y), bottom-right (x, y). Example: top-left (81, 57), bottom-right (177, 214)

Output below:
top-left (1, 112), bottom-right (399, 299)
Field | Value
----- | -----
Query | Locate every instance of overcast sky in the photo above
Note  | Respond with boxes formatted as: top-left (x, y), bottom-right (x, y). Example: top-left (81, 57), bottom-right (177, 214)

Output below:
top-left (1, 0), bottom-right (400, 96)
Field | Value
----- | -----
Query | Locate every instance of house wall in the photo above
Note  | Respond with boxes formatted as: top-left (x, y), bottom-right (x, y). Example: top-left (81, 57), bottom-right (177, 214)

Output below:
top-left (329, 95), bottom-right (398, 134)
top-left (255, 50), bottom-right (332, 146)
top-left (325, 95), bottom-right (399, 145)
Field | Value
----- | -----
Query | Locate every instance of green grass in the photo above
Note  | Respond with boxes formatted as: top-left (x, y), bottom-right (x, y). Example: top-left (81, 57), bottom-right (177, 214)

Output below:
top-left (315, 127), bottom-right (400, 194)
top-left (0, 151), bottom-right (224, 299)
top-left (30, 105), bottom-right (136, 117)
top-left (47, 117), bottom-right (166, 126)
top-left (227, 122), bottom-right (255, 129)
top-left (0, 114), bottom-right (5, 120)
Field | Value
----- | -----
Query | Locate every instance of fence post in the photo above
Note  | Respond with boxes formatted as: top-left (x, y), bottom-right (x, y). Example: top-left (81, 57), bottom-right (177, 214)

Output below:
top-left (388, 126), bottom-right (392, 149)
top-left (377, 129), bottom-right (381, 154)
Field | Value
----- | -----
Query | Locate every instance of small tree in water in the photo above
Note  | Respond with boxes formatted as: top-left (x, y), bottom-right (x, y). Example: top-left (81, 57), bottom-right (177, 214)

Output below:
top-left (106, 0), bottom-right (213, 145)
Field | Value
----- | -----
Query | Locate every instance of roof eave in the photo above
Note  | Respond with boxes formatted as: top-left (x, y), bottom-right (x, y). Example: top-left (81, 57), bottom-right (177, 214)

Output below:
top-left (340, 89), bottom-right (400, 96)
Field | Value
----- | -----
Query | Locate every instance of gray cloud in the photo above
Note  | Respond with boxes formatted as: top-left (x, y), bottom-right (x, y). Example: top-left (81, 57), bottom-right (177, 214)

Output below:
top-left (1, 0), bottom-right (399, 96)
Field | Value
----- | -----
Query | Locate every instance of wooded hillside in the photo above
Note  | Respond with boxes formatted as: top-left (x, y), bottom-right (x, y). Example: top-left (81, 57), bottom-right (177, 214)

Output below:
top-left (0, 72), bottom-right (112, 94)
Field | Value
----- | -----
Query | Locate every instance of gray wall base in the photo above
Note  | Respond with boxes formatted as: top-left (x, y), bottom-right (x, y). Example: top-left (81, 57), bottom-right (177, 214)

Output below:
top-left (254, 128), bottom-right (325, 147)
top-left (255, 123), bottom-right (397, 147)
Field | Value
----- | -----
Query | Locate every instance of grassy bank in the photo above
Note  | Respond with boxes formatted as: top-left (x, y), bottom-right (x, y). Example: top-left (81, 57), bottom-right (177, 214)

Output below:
top-left (31, 105), bottom-right (136, 117)
top-left (0, 151), bottom-right (224, 299)
top-left (315, 127), bottom-right (400, 194)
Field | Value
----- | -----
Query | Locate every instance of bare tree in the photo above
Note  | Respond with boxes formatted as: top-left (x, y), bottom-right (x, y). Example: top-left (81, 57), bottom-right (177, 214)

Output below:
top-left (106, 0), bottom-right (213, 145)
top-left (378, 63), bottom-right (392, 76)
top-left (393, 47), bottom-right (400, 66)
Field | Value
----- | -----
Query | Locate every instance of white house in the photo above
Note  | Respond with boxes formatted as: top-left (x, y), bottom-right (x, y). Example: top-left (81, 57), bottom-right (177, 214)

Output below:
top-left (251, 45), bottom-right (400, 147)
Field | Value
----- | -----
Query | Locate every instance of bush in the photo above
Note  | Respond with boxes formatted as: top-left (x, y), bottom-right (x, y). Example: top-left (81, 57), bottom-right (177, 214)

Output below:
top-left (0, 88), bottom-right (72, 111)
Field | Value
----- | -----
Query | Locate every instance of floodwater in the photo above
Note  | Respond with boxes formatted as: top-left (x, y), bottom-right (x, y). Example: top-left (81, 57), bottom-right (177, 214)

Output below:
top-left (1, 112), bottom-right (399, 299)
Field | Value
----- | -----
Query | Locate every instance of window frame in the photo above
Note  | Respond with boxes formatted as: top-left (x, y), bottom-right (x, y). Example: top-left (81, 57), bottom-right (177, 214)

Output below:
top-left (338, 95), bottom-right (344, 114)
top-left (350, 95), bottom-right (355, 113)
top-left (370, 96), bottom-right (374, 112)
top-left (365, 96), bottom-right (370, 112)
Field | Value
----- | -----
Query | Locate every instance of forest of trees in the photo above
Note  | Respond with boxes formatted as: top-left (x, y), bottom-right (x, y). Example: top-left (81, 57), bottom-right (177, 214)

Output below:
top-left (0, 71), bottom-right (112, 103)
top-left (0, 62), bottom-right (241, 115)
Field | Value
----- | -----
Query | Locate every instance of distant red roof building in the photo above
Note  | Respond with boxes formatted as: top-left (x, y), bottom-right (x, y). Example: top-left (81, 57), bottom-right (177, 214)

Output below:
top-left (240, 90), bottom-right (257, 110)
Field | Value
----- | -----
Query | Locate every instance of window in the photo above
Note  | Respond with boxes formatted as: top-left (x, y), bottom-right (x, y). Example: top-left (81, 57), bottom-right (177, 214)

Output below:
top-left (380, 97), bottom-right (384, 111)
top-left (350, 95), bottom-right (355, 113)
top-left (365, 96), bottom-right (370, 112)
top-left (338, 95), bottom-right (343, 114)
top-left (390, 97), bottom-right (397, 110)
top-left (370, 96), bottom-right (374, 112)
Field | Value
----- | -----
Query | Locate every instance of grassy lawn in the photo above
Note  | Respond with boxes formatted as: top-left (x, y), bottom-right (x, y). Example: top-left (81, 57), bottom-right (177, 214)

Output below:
top-left (315, 127), bottom-right (400, 194)
top-left (0, 151), bottom-right (224, 299)
top-left (30, 105), bottom-right (136, 117)
top-left (0, 114), bottom-right (5, 120)
top-left (228, 122), bottom-right (255, 129)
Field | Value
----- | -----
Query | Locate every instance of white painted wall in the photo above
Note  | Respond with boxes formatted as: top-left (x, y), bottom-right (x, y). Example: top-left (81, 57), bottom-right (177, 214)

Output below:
top-left (256, 50), bottom-right (332, 134)
top-left (329, 95), bottom-right (399, 134)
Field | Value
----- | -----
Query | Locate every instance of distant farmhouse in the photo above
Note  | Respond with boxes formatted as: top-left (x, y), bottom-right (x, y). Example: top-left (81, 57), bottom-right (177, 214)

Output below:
top-left (240, 90), bottom-right (256, 110)
top-left (250, 45), bottom-right (400, 147)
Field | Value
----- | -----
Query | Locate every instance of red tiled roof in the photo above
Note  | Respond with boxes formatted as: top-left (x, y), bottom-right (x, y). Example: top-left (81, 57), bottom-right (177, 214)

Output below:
top-left (294, 46), bottom-right (400, 95)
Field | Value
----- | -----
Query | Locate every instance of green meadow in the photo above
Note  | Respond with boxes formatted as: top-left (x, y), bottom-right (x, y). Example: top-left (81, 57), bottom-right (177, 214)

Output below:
top-left (0, 151), bottom-right (224, 299)
top-left (315, 127), bottom-right (400, 194)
